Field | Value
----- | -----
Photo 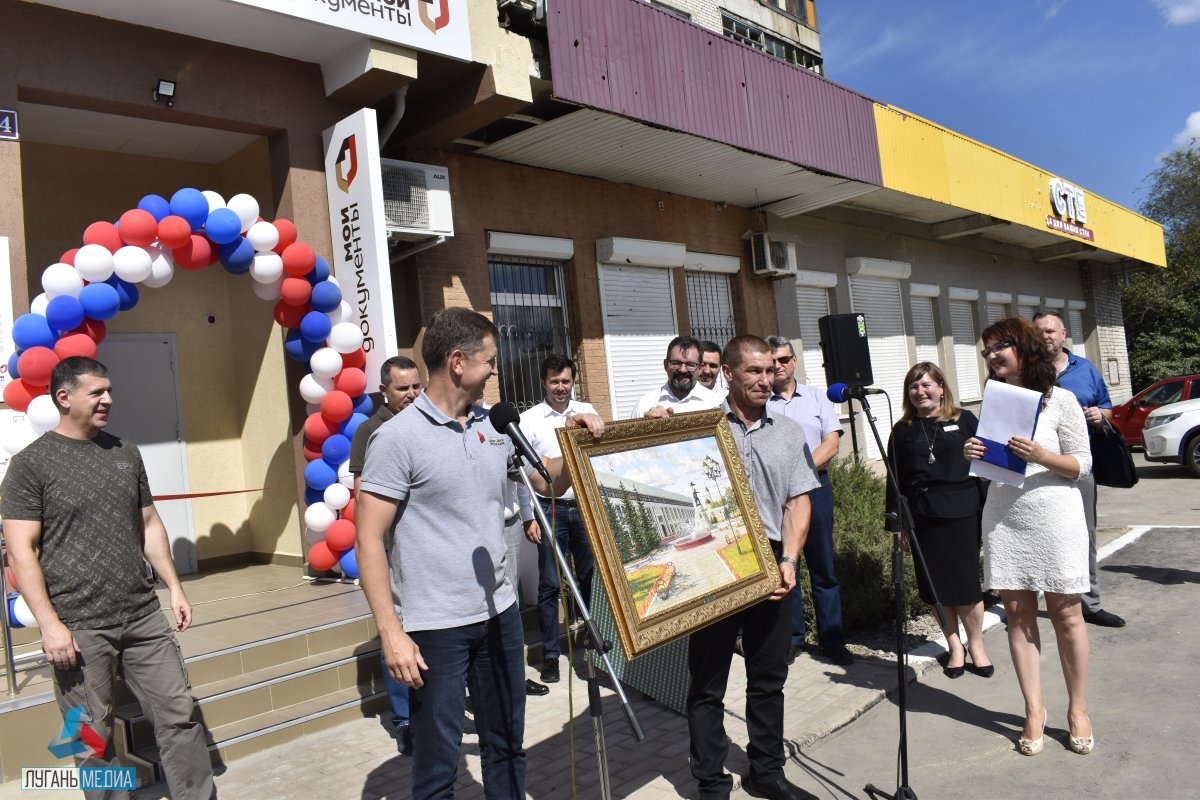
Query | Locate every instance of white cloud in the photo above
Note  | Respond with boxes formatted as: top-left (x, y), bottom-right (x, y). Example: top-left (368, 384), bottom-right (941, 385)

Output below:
top-left (1150, 0), bottom-right (1200, 25)
top-left (1172, 110), bottom-right (1200, 149)
top-left (1044, 0), bottom-right (1070, 20)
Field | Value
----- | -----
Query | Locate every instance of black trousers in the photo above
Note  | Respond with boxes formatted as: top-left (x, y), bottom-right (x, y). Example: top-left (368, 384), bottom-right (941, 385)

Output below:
top-left (686, 589), bottom-right (793, 797)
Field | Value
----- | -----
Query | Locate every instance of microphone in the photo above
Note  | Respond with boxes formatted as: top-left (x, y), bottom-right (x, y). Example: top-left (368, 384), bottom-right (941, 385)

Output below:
top-left (488, 402), bottom-right (553, 485)
top-left (826, 383), bottom-right (886, 403)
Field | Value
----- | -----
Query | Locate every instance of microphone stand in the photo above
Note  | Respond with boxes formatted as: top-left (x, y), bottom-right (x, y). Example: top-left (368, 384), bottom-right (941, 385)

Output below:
top-left (850, 393), bottom-right (946, 800)
top-left (513, 462), bottom-right (645, 800)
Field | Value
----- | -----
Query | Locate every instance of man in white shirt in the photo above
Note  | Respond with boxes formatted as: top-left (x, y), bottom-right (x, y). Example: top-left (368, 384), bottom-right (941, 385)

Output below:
top-left (629, 335), bottom-right (722, 419)
top-left (697, 340), bottom-right (727, 401)
top-left (519, 355), bottom-right (600, 684)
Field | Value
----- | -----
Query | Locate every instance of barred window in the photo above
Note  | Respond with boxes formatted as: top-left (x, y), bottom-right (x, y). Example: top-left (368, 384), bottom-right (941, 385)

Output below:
top-left (685, 271), bottom-right (736, 347)
top-left (488, 256), bottom-right (572, 412)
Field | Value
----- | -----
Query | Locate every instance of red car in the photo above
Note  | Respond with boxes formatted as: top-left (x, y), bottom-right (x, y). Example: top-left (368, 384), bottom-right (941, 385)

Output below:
top-left (1111, 374), bottom-right (1200, 445)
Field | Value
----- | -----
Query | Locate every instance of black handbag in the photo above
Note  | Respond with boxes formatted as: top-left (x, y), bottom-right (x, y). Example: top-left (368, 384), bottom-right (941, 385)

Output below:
top-left (1089, 417), bottom-right (1138, 488)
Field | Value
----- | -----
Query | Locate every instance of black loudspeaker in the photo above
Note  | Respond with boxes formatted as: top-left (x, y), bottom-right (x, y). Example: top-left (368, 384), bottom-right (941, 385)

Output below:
top-left (819, 313), bottom-right (873, 388)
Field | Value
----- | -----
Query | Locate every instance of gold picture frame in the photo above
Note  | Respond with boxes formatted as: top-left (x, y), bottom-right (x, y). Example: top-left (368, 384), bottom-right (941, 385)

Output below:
top-left (556, 409), bottom-right (781, 657)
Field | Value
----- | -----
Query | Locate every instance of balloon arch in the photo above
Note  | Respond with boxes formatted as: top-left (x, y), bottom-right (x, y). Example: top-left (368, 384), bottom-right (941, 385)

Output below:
top-left (4, 188), bottom-right (365, 627)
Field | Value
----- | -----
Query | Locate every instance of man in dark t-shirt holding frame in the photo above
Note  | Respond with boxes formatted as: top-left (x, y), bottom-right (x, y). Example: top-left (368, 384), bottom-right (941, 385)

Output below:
top-left (2, 357), bottom-right (215, 800)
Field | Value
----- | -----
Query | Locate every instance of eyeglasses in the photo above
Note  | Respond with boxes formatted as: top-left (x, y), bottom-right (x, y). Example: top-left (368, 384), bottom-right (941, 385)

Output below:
top-left (773, 355), bottom-right (794, 366)
top-left (667, 359), bottom-right (700, 372)
top-left (980, 342), bottom-right (1013, 359)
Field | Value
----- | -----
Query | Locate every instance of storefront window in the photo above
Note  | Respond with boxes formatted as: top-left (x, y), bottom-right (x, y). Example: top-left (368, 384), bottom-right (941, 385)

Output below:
top-left (488, 256), bottom-right (573, 411)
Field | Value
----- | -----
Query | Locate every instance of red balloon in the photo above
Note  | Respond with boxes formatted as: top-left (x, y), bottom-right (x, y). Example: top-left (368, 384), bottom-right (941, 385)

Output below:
top-left (207, 239), bottom-right (221, 267)
top-left (341, 348), bottom-right (366, 370)
top-left (320, 390), bottom-right (353, 422)
top-left (273, 300), bottom-right (308, 328)
top-left (60, 248), bottom-right (79, 266)
top-left (3, 379), bottom-right (47, 413)
top-left (279, 277), bottom-right (312, 307)
top-left (173, 235), bottom-right (212, 271)
top-left (16, 347), bottom-right (60, 387)
top-left (54, 333), bottom-right (98, 360)
top-left (117, 209), bottom-right (158, 247)
top-left (302, 441), bottom-right (324, 462)
top-left (71, 318), bottom-right (108, 344)
top-left (341, 496), bottom-right (356, 523)
top-left (82, 221), bottom-right (123, 254)
top-left (4, 566), bottom-right (17, 593)
top-left (281, 242), bottom-right (316, 277)
top-left (325, 519), bottom-right (356, 552)
top-left (307, 540), bottom-right (339, 571)
top-left (157, 215), bottom-right (192, 249)
top-left (272, 219), bottom-right (298, 254)
top-left (333, 368), bottom-right (367, 397)
top-left (303, 412), bottom-right (339, 444)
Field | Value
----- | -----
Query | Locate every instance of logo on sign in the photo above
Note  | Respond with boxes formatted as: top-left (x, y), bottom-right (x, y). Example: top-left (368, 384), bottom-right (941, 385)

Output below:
top-left (419, 0), bottom-right (452, 33)
top-left (334, 135), bottom-right (359, 193)
top-left (1046, 177), bottom-right (1094, 241)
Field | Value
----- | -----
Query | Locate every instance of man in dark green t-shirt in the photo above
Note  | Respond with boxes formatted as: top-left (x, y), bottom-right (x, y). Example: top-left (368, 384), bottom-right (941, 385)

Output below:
top-left (2, 357), bottom-right (215, 800)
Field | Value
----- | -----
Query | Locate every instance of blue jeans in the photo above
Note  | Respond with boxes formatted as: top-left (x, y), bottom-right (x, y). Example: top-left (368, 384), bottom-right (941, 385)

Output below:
top-left (408, 604), bottom-right (526, 800)
top-left (382, 652), bottom-right (411, 727)
top-left (537, 500), bottom-right (594, 660)
top-left (790, 472), bottom-right (845, 647)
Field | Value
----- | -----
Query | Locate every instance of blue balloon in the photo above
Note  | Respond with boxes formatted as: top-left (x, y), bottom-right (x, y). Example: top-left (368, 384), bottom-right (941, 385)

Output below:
top-left (309, 280), bottom-right (342, 313)
top-left (7, 351), bottom-right (21, 380)
top-left (12, 314), bottom-right (58, 350)
top-left (45, 295), bottom-right (85, 332)
top-left (284, 330), bottom-right (321, 362)
top-left (80, 282), bottom-right (121, 321)
top-left (322, 434), bottom-right (351, 464)
top-left (306, 256), bottom-right (331, 286)
top-left (351, 393), bottom-right (373, 417)
top-left (338, 548), bottom-right (359, 579)
top-left (304, 458), bottom-right (338, 491)
top-left (304, 486), bottom-right (325, 506)
top-left (205, 208), bottom-right (243, 245)
top-left (6, 595), bottom-right (25, 630)
top-left (170, 188), bottom-right (210, 230)
top-left (103, 275), bottom-right (139, 312)
top-left (218, 238), bottom-right (255, 275)
top-left (299, 311), bottom-right (332, 344)
top-left (339, 412), bottom-right (369, 440)
top-left (137, 194), bottom-right (172, 222)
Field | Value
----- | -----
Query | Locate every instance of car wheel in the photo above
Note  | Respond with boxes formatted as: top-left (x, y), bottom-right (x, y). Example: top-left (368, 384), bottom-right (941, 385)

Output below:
top-left (1186, 433), bottom-right (1200, 478)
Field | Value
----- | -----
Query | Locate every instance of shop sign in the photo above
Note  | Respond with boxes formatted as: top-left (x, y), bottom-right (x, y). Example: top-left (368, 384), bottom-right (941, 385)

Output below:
top-left (1046, 177), bottom-right (1094, 241)
top-left (227, 0), bottom-right (472, 62)
top-left (0, 109), bottom-right (17, 141)
top-left (323, 109), bottom-right (398, 386)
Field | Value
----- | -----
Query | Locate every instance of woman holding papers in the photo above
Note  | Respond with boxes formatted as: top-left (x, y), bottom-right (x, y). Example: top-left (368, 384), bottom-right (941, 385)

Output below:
top-left (885, 362), bottom-right (993, 680)
top-left (964, 317), bottom-right (1094, 757)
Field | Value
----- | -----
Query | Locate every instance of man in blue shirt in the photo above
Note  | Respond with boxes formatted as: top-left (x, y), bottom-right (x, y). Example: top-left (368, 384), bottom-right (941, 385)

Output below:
top-left (1034, 311), bottom-right (1125, 628)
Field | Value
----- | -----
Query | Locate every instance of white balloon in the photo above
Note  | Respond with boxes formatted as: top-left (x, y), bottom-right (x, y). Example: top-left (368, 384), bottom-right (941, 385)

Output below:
top-left (30, 293), bottom-right (50, 316)
top-left (250, 252), bottom-right (283, 284)
top-left (338, 460), bottom-right (354, 488)
top-left (304, 502), bottom-right (336, 532)
top-left (10, 595), bottom-right (36, 628)
top-left (42, 262), bottom-right (84, 299)
top-left (227, 194), bottom-right (261, 233)
top-left (251, 276), bottom-right (282, 301)
top-left (74, 244), bottom-right (115, 283)
top-left (310, 348), bottom-right (344, 380)
top-left (27, 395), bottom-right (61, 435)
top-left (141, 245), bottom-right (176, 289)
top-left (245, 220), bottom-right (279, 252)
top-left (326, 301), bottom-right (354, 326)
top-left (323, 483), bottom-right (351, 510)
top-left (299, 373), bottom-right (333, 404)
top-left (303, 527), bottom-right (326, 546)
top-left (2, 417), bottom-right (39, 456)
top-left (328, 322), bottom-right (364, 354)
top-left (113, 246), bottom-right (154, 283)
top-left (202, 190), bottom-right (226, 213)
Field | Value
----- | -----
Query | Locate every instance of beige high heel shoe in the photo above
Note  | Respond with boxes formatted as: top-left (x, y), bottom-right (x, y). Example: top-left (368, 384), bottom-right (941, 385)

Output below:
top-left (1068, 714), bottom-right (1094, 755)
top-left (1018, 708), bottom-right (1046, 756)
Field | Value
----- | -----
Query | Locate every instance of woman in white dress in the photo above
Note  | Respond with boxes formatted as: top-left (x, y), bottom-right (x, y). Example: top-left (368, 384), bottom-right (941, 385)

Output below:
top-left (964, 317), bottom-right (1094, 757)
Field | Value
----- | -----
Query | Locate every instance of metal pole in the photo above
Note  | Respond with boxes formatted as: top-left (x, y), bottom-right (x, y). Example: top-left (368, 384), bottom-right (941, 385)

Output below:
top-left (1, 535), bottom-right (20, 698)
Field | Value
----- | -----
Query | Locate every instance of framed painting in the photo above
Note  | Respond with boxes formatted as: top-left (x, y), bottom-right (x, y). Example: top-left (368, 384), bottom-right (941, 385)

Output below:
top-left (556, 409), bottom-right (781, 657)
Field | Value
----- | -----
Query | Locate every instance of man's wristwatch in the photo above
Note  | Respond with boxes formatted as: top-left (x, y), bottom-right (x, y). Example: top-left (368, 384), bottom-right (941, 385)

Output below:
top-left (779, 556), bottom-right (798, 568)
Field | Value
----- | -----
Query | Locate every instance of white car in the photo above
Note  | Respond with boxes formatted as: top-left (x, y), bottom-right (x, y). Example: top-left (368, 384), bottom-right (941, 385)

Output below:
top-left (1142, 397), bottom-right (1200, 477)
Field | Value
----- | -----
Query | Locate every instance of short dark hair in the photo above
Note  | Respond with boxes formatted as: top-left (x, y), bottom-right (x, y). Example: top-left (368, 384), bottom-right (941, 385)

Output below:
top-left (700, 340), bottom-right (721, 357)
top-left (421, 307), bottom-right (499, 373)
top-left (50, 357), bottom-right (109, 411)
top-left (380, 355), bottom-right (418, 385)
top-left (764, 335), bottom-right (794, 357)
top-left (980, 317), bottom-right (1057, 396)
top-left (665, 335), bottom-right (702, 360)
top-left (721, 334), bottom-right (772, 369)
top-left (1031, 310), bottom-right (1066, 327)
top-left (540, 354), bottom-right (576, 381)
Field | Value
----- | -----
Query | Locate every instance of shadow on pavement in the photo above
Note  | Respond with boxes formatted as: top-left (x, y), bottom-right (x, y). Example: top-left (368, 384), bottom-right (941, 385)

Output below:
top-left (1103, 563), bottom-right (1200, 585)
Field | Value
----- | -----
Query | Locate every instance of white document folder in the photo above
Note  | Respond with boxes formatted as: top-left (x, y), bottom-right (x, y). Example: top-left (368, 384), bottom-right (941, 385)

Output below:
top-left (969, 379), bottom-right (1044, 488)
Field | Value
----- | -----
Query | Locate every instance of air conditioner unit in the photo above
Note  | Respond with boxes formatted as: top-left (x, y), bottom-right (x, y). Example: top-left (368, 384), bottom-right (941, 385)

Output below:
top-left (380, 159), bottom-right (455, 241)
top-left (749, 232), bottom-right (798, 278)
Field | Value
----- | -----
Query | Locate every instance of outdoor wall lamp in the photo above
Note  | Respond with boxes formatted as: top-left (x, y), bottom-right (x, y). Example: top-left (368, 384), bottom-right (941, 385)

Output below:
top-left (153, 79), bottom-right (176, 108)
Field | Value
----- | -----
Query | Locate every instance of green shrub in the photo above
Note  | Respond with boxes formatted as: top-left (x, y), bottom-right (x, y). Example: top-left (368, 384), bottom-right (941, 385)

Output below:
top-left (795, 456), bottom-right (924, 641)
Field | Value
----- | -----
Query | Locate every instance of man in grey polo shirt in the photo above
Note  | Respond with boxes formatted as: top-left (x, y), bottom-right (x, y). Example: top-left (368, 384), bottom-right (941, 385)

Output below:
top-left (354, 307), bottom-right (602, 800)
top-left (687, 335), bottom-right (820, 800)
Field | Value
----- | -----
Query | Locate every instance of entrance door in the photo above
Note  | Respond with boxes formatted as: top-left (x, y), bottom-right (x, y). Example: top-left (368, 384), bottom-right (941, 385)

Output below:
top-left (98, 335), bottom-right (197, 575)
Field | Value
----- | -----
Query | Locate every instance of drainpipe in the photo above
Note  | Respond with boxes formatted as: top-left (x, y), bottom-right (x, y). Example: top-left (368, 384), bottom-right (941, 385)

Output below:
top-left (379, 87), bottom-right (409, 149)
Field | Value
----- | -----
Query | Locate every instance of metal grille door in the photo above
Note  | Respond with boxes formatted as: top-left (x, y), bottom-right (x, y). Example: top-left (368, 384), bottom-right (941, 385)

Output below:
top-left (685, 271), bottom-right (736, 347)
top-left (488, 256), bottom-right (572, 412)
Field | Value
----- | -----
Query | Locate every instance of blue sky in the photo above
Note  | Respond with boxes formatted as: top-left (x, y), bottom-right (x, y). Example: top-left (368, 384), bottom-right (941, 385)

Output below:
top-left (819, 0), bottom-right (1200, 215)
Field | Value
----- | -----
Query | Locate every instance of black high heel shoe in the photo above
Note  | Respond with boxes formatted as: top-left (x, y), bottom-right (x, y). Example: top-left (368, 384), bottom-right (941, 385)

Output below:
top-left (970, 662), bottom-right (995, 678)
top-left (943, 664), bottom-right (965, 679)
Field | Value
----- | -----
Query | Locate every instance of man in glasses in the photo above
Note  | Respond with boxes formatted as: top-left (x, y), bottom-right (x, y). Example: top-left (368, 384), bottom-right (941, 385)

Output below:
top-left (629, 335), bottom-right (722, 418)
top-left (765, 336), bottom-right (852, 666)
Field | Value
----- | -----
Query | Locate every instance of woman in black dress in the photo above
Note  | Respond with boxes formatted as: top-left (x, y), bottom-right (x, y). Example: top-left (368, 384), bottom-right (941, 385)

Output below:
top-left (886, 362), bottom-right (993, 678)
